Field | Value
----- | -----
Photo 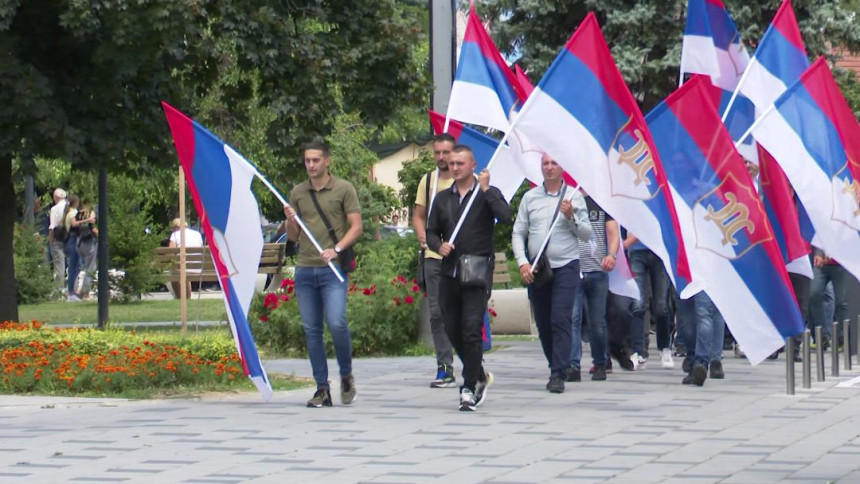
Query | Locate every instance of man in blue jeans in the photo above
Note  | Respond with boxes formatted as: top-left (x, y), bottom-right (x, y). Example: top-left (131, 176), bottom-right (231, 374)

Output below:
top-left (678, 291), bottom-right (726, 386)
top-left (571, 193), bottom-right (619, 381)
top-left (284, 140), bottom-right (363, 408)
top-left (623, 235), bottom-right (673, 370)
top-left (512, 154), bottom-right (591, 393)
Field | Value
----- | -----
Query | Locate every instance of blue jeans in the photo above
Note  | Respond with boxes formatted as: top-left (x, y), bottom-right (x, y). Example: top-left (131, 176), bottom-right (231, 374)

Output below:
top-left (681, 292), bottom-right (725, 366)
top-left (529, 260), bottom-right (580, 377)
top-left (65, 234), bottom-right (79, 294)
top-left (810, 264), bottom-right (847, 341)
top-left (629, 249), bottom-right (672, 354)
top-left (571, 271), bottom-right (609, 369)
top-left (295, 266), bottom-right (352, 388)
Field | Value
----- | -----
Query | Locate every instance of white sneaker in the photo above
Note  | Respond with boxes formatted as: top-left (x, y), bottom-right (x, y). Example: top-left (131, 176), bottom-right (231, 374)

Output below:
top-left (67, 294), bottom-right (82, 303)
top-left (661, 348), bottom-right (675, 369)
top-left (629, 352), bottom-right (647, 371)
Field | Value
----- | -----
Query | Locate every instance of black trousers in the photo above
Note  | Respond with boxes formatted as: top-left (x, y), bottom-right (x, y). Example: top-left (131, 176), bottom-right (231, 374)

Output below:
top-left (439, 275), bottom-right (487, 391)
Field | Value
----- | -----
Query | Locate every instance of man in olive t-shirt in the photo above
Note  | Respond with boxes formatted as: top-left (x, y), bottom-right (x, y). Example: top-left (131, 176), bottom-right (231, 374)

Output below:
top-left (284, 140), bottom-right (362, 408)
top-left (413, 133), bottom-right (457, 388)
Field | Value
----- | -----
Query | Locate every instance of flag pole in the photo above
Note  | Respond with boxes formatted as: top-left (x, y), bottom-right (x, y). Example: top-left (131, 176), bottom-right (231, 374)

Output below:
top-left (250, 169), bottom-right (345, 283)
top-left (179, 167), bottom-right (188, 335)
top-left (721, 54), bottom-right (757, 123)
top-left (733, 102), bottom-right (777, 150)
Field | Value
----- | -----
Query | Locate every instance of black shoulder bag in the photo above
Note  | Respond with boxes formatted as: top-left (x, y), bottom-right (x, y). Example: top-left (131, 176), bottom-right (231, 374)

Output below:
top-left (308, 190), bottom-right (356, 274)
top-left (530, 185), bottom-right (567, 288)
top-left (417, 172), bottom-right (432, 291)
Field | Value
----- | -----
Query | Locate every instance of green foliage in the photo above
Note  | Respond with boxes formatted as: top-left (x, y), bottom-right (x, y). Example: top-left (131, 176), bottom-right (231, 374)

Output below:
top-left (12, 224), bottom-right (53, 304)
top-left (353, 233), bottom-right (422, 285)
top-left (107, 176), bottom-right (163, 301)
top-left (250, 271), bottom-right (421, 357)
top-left (494, 180), bottom-right (529, 258)
top-left (834, 68), bottom-right (860, 117)
top-left (397, 153), bottom-right (436, 208)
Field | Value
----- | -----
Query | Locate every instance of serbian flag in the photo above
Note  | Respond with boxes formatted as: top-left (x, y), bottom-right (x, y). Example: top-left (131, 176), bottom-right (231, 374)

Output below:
top-left (738, 0), bottom-right (809, 114)
top-left (446, 4), bottom-right (526, 133)
top-left (646, 76), bottom-right (804, 363)
top-left (759, 148), bottom-right (813, 278)
top-left (162, 102), bottom-right (273, 400)
top-left (514, 13), bottom-right (690, 291)
top-left (681, 0), bottom-right (757, 162)
top-left (429, 110), bottom-right (530, 202)
top-left (750, 58), bottom-right (860, 281)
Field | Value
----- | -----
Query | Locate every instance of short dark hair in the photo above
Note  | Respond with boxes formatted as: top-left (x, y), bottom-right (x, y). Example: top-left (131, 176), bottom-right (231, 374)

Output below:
top-left (451, 144), bottom-right (473, 156)
top-left (303, 139), bottom-right (330, 158)
top-left (433, 133), bottom-right (456, 145)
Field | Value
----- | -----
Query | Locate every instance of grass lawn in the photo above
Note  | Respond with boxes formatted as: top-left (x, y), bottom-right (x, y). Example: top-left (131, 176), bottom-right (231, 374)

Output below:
top-left (18, 298), bottom-right (228, 325)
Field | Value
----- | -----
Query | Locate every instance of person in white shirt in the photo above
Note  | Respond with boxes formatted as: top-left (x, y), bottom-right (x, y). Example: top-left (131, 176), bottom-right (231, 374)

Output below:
top-left (168, 218), bottom-right (204, 298)
top-left (47, 188), bottom-right (68, 292)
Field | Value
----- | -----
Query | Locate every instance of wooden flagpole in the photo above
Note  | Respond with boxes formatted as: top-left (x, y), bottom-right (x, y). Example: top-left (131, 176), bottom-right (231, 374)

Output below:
top-left (179, 167), bottom-right (187, 335)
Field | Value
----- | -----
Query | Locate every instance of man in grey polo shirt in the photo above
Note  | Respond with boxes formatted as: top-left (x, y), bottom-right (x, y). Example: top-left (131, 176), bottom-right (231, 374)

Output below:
top-left (512, 153), bottom-right (592, 393)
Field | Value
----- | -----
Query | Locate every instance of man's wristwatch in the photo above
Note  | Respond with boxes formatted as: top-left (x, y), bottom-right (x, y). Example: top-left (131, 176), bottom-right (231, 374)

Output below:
top-left (334, 246), bottom-right (342, 254)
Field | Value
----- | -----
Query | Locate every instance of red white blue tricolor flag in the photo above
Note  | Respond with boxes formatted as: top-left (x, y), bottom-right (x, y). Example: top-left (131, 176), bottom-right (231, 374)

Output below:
top-left (681, 0), bottom-right (758, 162)
top-left (514, 13), bottom-right (691, 291)
top-left (750, 59), bottom-right (860, 282)
top-left (739, 0), bottom-right (809, 114)
top-left (447, 4), bottom-right (527, 133)
top-left (736, 0), bottom-right (814, 277)
top-left (646, 76), bottom-right (804, 363)
top-left (162, 102), bottom-right (273, 400)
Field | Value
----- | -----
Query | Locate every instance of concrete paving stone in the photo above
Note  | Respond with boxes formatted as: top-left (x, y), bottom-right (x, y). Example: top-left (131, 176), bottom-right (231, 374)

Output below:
top-left (4, 339), bottom-right (860, 482)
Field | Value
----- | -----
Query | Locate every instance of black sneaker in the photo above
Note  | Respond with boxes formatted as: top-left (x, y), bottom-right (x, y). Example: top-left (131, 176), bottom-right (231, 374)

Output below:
top-left (307, 387), bottom-right (333, 408)
top-left (709, 360), bottom-right (724, 379)
top-left (565, 367), bottom-right (581, 382)
top-left (547, 374), bottom-right (565, 393)
top-left (611, 348), bottom-right (635, 371)
top-left (682, 364), bottom-right (707, 386)
top-left (591, 364), bottom-right (607, 381)
top-left (475, 369), bottom-right (494, 407)
top-left (459, 387), bottom-right (477, 411)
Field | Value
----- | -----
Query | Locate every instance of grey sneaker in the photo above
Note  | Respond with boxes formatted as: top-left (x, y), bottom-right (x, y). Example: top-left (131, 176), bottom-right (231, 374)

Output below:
top-left (307, 387), bottom-right (332, 408)
top-left (459, 388), bottom-right (477, 411)
top-left (475, 369), bottom-right (494, 407)
top-left (341, 374), bottom-right (356, 405)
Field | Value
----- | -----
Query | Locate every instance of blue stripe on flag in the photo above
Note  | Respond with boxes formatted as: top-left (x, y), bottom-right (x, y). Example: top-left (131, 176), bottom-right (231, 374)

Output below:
top-left (776, 85), bottom-right (848, 177)
top-left (540, 50), bottom-right (629, 153)
top-left (225, 278), bottom-right (268, 381)
top-left (455, 42), bottom-right (520, 115)
top-left (756, 27), bottom-right (810, 84)
top-left (192, 123), bottom-right (233, 232)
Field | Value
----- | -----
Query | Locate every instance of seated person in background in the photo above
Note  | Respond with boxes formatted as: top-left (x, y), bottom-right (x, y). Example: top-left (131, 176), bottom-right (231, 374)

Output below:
top-left (168, 218), bottom-right (204, 298)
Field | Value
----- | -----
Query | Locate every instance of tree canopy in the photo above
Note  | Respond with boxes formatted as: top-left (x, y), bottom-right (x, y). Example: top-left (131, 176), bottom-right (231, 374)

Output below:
top-left (0, 0), bottom-right (431, 321)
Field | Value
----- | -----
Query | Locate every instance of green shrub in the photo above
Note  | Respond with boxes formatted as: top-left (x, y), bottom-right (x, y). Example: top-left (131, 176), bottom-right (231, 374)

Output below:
top-left (250, 272), bottom-right (420, 356)
top-left (108, 176), bottom-right (164, 301)
top-left (353, 232), bottom-right (421, 285)
top-left (13, 224), bottom-right (55, 304)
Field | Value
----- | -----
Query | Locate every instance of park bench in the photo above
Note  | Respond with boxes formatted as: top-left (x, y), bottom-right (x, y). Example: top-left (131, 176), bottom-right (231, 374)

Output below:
top-left (493, 252), bottom-right (512, 289)
top-left (154, 243), bottom-right (287, 285)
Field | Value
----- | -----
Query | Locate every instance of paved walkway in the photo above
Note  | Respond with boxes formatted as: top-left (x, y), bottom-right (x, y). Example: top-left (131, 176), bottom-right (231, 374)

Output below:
top-left (2, 340), bottom-right (860, 483)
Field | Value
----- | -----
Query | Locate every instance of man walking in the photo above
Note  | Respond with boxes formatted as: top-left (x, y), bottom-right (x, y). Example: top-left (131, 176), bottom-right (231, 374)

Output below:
top-left (284, 140), bottom-right (362, 408)
top-left (413, 133), bottom-right (457, 388)
top-left (48, 188), bottom-right (68, 293)
top-left (570, 191), bottom-right (620, 381)
top-left (512, 154), bottom-right (591, 393)
top-left (427, 144), bottom-right (511, 411)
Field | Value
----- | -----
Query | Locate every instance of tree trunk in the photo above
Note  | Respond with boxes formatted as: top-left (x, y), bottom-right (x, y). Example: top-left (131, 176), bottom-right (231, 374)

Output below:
top-left (0, 155), bottom-right (20, 322)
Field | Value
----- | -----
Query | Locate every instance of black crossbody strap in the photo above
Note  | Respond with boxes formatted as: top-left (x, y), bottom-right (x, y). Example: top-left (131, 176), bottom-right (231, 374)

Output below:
top-left (308, 190), bottom-right (339, 247)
